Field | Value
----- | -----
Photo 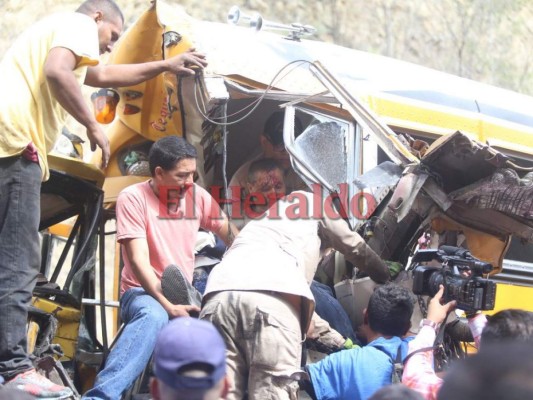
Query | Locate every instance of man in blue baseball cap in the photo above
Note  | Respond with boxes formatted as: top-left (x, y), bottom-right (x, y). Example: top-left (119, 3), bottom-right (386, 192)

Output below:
top-left (150, 318), bottom-right (229, 400)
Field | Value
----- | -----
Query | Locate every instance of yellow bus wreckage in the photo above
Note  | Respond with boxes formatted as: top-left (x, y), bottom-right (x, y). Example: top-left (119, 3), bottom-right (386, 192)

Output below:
top-left (31, 1), bottom-right (532, 397)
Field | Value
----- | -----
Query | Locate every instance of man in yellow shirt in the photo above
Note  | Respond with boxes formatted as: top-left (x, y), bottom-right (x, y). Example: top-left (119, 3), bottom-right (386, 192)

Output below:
top-left (0, 1), bottom-right (207, 398)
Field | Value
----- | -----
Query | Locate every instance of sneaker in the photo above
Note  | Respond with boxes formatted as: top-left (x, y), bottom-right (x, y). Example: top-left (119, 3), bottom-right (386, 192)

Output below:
top-left (5, 369), bottom-right (73, 399)
top-left (161, 265), bottom-right (202, 308)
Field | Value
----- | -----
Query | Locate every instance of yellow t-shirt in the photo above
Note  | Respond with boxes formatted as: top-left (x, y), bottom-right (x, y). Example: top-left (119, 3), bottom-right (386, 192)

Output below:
top-left (0, 12), bottom-right (99, 180)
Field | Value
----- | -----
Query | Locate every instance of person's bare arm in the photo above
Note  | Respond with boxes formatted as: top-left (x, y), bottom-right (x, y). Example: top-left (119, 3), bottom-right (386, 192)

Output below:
top-left (44, 47), bottom-right (109, 167)
top-left (122, 238), bottom-right (199, 318)
top-left (402, 285), bottom-right (455, 398)
top-left (216, 217), bottom-right (239, 247)
top-left (84, 50), bottom-right (207, 88)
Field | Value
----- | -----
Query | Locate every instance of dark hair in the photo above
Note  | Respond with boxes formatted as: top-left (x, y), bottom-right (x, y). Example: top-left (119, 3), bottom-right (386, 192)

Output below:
top-left (438, 342), bottom-right (533, 400)
top-left (77, 0), bottom-right (124, 24)
top-left (148, 137), bottom-right (197, 176)
top-left (262, 110), bottom-right (303, 146)
top-left (367, 284), bottom-right (414, 336)
top-left (368, 384), bottom-right (424, 400)
top-left (247, 158), bottom-right (284, 184)
top-left (480, 309), bottom-right (533, 348)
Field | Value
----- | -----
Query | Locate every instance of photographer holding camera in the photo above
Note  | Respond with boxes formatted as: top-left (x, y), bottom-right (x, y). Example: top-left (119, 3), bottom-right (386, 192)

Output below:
top-left (402, 285), bottom-right (485, 400)
top-left (402, 284), bottom-right (533, 400)
top-left (411, 246), bottom-right (496, 312)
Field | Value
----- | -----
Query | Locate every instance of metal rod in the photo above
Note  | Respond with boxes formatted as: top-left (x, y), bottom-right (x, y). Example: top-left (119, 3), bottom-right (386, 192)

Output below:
top-left (99, 209), bottom-right (109, 359)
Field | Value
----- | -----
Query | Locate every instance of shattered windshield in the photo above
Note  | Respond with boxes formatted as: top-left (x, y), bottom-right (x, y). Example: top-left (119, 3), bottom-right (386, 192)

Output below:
top-left (294, 120), bottom-right (348, 188)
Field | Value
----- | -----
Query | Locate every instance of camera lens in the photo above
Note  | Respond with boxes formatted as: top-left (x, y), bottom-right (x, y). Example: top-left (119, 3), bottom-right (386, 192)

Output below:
top-left (427, 272), bottom-right (444, 297)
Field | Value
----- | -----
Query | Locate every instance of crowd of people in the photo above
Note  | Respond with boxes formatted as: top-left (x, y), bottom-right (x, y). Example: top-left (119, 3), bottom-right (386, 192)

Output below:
top-left (1, 1), bottom-right (532, 400)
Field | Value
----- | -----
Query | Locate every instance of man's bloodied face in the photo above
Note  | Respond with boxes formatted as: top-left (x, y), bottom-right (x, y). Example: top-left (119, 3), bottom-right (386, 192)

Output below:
top-left (246, 167), bottom-right (286, 212)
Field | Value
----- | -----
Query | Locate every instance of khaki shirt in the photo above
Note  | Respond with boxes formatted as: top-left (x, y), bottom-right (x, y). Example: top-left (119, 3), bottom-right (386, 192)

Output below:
top-left (204, 191), bottom-right (387, 332)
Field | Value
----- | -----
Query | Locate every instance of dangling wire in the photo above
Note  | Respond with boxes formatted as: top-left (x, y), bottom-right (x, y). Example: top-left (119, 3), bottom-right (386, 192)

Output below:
top-left (221, 102), bottom-right (230, 208)
top-left (215, 58), bottom-right (313, 120)
top-left (192, 59), bottom-right (317, 218)
top-left (192, 59), bottom-right (313, 126)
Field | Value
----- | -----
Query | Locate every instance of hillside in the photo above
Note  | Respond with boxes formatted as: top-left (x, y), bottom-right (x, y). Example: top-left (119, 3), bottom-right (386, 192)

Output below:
top-left (2, 0), bottom-right (532, 96)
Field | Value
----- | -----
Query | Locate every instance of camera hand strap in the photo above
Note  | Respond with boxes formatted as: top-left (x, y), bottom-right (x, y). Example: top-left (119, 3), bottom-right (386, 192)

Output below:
top-left (433, 311), bottom-right (454, 372)
top-left (402, 345), bottom-right (435, 366)
top-left (403, 311), bottom-right (452, 369)
top-left (435, 312), bottom-right (451, 346)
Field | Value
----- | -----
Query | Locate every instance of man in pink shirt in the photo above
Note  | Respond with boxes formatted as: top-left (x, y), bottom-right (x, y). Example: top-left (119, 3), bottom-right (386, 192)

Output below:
top-left (83, 136), bottom-right (238, 399)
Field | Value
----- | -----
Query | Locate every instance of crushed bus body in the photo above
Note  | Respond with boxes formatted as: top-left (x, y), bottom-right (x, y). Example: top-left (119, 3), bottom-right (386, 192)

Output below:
top-left (29, 1), bottom-right (532, 397)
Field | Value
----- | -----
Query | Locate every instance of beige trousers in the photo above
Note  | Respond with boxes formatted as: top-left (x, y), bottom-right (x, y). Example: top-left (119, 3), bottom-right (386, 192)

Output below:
top-left (200, 291), bottom-right (302, 400)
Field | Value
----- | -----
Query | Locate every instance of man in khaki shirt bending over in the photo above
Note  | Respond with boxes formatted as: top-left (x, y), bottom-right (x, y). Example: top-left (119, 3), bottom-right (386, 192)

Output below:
top-left (201, 191), bottom-right (390, 399)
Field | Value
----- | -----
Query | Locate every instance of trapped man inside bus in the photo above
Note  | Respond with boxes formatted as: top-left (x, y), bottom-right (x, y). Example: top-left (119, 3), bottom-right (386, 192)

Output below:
top-left (229, 111), bottom-right (307, 214)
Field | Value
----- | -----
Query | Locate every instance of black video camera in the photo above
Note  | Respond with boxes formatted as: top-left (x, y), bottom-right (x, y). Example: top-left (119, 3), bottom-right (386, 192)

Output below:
top-left (411, 246), bottom-right (496, 311)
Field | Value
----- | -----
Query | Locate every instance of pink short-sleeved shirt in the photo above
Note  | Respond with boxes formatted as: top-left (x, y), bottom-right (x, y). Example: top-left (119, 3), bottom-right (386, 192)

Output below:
top-left (116, 180), bottom-right (226, 295)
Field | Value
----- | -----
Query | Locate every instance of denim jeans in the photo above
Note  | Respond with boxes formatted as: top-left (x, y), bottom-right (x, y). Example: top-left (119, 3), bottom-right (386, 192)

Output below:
top-left (310, 280), bottom-right (356, 341)
top-left (192, 265), bottom-right (217, 295)
top-left (0, 156), bottom-right (41, 379)
top-left (82, 288), bottom-right (168, 400)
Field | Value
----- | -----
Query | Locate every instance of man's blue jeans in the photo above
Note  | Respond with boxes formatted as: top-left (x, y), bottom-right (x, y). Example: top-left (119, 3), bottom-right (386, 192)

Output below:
top-left (311, 280), bottom-right (356, 341)
top-left (0, 156), bottom-right (41, 379)
top-left (82, 288), bottom-right (168, 400)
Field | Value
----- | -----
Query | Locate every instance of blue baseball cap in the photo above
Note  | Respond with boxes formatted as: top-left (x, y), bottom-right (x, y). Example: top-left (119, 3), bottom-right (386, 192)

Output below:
top-left (154, 318), bottom-right (226, 390)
